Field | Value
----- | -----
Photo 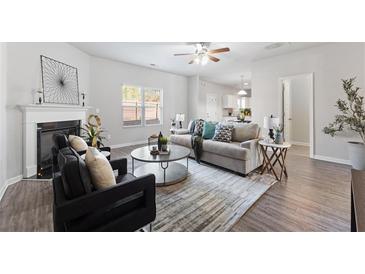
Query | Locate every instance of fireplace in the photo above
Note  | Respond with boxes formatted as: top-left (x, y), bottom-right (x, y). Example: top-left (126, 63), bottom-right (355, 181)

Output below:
top-left (37, 120), bottom-right (81, 179)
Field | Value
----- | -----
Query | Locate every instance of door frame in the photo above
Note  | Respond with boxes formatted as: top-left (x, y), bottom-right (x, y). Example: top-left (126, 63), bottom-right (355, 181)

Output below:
top-left (278, 72), bottom-right (314, 158)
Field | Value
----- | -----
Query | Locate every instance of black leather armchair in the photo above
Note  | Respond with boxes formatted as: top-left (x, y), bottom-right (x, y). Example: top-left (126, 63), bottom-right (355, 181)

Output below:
top-left (53, 147), bottom-right (156, 232)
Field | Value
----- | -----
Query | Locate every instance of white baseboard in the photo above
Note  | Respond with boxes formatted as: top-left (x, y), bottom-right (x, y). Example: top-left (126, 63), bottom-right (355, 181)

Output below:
top-left (110, 140), bottom-right (147, 149)
top-left (313, 154), bottom-right (350, 165)
top-left (0, 174), bottom-right (23, 202)
top-left (291, 141), bottom-right (310, 147)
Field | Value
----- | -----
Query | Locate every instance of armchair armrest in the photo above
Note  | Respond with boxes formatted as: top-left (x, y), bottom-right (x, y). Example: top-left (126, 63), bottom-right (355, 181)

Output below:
top-left (110, 158), bottom-right (127, 175)
top-left (55, 174), bottom-right (156, 223)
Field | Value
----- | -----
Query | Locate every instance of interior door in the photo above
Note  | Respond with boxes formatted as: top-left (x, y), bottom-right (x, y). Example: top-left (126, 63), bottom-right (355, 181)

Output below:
top-left (283, 80), bottom-right (292, 142)
top-left (206, 93), bottom-right (218, 121)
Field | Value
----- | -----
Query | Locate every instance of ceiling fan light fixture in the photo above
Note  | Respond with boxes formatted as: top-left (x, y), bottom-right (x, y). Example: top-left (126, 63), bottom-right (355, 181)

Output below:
top-left (201, 55), bottom-right (209, 66)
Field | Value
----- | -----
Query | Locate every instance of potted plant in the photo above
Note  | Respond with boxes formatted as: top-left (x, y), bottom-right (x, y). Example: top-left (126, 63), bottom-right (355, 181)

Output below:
top-left (323, 78), bottom-right (365, 170)
top-left (82, 114), bottom-right (106, 148)
top-left (273, 124), bottom-right (284, 144)
top-left (159, 136), bottom-right (168, 151)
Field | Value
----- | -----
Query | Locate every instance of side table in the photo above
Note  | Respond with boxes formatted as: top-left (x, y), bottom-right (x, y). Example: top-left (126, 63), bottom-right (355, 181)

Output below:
top-left (258, 140), bottom-right (291, 181)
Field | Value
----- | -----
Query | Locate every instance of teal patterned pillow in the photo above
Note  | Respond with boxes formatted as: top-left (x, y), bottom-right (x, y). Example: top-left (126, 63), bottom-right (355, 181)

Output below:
top-left (212, 123), bottom-right (234, 142)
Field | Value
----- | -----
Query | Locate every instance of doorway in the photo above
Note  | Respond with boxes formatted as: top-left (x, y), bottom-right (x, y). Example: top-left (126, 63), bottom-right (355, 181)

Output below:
top-left (206, 93), bottom-right (218, 121)
top-left (279, 73), bottom-right (314, 158)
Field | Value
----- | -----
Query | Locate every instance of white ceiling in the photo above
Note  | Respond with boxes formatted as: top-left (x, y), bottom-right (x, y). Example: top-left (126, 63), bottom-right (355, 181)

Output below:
top-left (70, 42), bottom-right (322, 88)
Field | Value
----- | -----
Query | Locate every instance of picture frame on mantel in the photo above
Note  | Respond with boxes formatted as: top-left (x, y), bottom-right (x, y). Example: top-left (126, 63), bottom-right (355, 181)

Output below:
top-left (40, 55), bottom-right (80, 105)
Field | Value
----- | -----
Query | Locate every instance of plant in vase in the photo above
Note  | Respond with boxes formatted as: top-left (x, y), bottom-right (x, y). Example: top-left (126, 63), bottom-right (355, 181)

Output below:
top-left (81, 114), bottom-right (106, 148)
top-left (159, 136), bottom-right (168, 151)
top-left (323, 77), bottom-right (365, 170)
top-left (273, 124), bottom-right (284, 144)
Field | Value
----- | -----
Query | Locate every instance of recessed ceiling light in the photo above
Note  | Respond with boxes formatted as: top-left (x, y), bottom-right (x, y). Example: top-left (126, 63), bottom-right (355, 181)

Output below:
top-left (244, 82), bottom-right (249, 86)
top-left (265, 42), bottom-right (288, 50)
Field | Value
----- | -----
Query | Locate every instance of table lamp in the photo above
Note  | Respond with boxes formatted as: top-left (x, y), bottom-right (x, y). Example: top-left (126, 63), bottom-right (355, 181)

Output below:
top-left (263, 115), bottom-right (280, 140)
top-left (176, 113), bottom-right (185, 129)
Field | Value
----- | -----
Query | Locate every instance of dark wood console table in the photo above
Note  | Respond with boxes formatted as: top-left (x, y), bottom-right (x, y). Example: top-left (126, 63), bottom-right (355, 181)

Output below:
top-left (351, 169), bottom-right (365, 232)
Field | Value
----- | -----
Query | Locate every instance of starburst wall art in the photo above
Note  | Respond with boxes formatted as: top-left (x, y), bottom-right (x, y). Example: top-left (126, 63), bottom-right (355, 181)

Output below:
top-left (40, 55), bottom-right (79, 105)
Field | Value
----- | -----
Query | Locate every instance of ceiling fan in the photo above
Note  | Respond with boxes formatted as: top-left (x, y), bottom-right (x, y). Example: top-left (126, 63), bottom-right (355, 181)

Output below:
top-left (174, 43), bottom-right (230, 65)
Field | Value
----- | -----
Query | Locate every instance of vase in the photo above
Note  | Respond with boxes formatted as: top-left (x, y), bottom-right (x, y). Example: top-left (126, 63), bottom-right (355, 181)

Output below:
top-left (274, 132), bottom-right (283, 144)
top-left (348, 142), bottom-right (365, 170)
top-left (161, 144), bottom-right (167, 151)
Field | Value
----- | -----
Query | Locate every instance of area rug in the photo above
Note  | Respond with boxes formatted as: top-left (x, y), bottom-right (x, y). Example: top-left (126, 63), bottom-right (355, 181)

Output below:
top-left (153, 159), bottom-right (277, 232)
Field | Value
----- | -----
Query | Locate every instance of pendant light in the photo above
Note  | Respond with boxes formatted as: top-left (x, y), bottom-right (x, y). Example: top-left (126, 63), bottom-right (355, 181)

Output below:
top-left (237, 75), bottom-right (247, 96)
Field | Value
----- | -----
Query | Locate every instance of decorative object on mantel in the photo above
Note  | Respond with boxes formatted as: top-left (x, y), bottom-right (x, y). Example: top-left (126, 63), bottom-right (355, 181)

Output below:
top-left (176, 113), bottom-right (185, 129)
top-left (81, 114), bottom-right (106, 148)
top-left (323, 77), bottom-right (365, 170)
top-left (36, 89), bottom-right (43, 104)
top-left (263, 115), bottom-right (280, 142)
top-left (40, 55), bottom-right (79, 105)
top-left (81, 92), bottom-right (86, 107)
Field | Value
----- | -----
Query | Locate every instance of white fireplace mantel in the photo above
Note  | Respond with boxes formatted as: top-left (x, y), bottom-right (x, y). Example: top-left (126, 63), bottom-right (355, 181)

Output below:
top-left (19, 104), bottom-right (91, 178)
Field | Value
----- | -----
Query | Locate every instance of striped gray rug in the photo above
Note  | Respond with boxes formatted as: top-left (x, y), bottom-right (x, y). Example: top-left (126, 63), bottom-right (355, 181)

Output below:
top-left (153, 159), bottom-right (276, 232)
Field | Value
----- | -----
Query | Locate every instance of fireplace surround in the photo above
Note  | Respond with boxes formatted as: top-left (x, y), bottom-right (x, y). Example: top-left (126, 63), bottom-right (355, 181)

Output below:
top-left (19, 104), bottom-right (89, 178)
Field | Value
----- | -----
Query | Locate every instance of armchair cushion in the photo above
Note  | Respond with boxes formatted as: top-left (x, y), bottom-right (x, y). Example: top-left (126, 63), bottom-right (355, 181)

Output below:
top-left (58, 147), bottom-right (94, 199)
top-left (68, 135), bottom-right (88, 152)
top-left (85, 147), bottom-right (116, 190)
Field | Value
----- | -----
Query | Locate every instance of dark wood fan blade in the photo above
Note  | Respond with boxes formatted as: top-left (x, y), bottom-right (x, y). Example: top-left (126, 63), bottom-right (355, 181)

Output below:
top-left (174, 53), bottom-right (194, 56)
top-left (188, 59), bottom-right (195, 64)
top-left (208, 47), bottom-right (230, 54)
top-left (208, 55), bottom-right (220, 62)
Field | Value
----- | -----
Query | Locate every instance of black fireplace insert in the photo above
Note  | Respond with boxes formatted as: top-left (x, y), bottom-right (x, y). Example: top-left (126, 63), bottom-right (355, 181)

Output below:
top-left (36, 120), bottom-right (81, 179)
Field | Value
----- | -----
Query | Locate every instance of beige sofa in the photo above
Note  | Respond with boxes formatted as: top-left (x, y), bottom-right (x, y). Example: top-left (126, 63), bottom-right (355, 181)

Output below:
top-left (170, 123), bottom-right (262, 176)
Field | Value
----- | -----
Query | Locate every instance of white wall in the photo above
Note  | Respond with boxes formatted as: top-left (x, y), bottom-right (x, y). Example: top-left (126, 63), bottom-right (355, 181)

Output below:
top-left (6, 43), bottom-right (90, 179)
top-left (0, 43), bottom-right (7, 193)
top-left (251, 42), bottom-right (365, 162)
top-left (89, 57), bottom-right (188, 147)
top-left (188, 76), bottom-right (237, 121)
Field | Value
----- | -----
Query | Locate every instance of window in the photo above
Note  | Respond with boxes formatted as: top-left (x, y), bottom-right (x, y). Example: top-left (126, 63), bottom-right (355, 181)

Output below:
top-left (237, 97), bottom-right (246, 109)
top-left (122, 85), bottom-right (163, 126)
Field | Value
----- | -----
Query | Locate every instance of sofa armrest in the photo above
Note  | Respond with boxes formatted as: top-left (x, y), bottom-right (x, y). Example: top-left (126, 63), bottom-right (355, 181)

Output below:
top-left (55, 174), bottom-right (156, 222)
top-left (239, 138), bottom-right (259, 150)
top-left (110, 158), bottom-right (127, 175)
top-left (173, 128), bottom-right (190, 135)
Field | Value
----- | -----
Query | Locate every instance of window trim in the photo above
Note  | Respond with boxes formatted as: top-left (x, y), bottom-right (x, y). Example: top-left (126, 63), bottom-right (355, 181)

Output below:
top-left (122, 84), bottom-right (163, 127)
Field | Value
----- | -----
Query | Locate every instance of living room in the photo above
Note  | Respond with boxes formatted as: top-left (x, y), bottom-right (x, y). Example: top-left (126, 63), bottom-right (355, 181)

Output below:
top-left (2, 0), bottom-right (365, 273)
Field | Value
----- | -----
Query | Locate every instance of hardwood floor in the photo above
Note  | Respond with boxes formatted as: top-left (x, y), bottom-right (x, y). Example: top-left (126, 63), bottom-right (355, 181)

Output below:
top-left (0, 145), bottom-right (351, 231)
top-left (231, 145), bottom-right (351, 231)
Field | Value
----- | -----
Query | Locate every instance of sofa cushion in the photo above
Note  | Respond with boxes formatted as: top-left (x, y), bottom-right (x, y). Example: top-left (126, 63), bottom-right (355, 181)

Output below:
top-left (203, 140), bottom-right (250, 160)
top-left (69, 135), bottom-right (88, 152)
top-left (212, 123), bottom-right (234, 143)
top-left (170, 134), bottom-right (192, 148)
top-left (85, 147), bottom-right (116, 190)
top-left (194, 119), bottom-right (205, 136)
top-left (58, 147), bottom-right (93, 199)
top-left (202, 121), bottom-right (217, 139)
top-left (232, 123), bottom-right (260, 142)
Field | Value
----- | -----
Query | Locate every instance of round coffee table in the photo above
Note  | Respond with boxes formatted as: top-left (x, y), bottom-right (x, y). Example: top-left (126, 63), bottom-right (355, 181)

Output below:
top-left (131, 145), bottom-right (190, 186)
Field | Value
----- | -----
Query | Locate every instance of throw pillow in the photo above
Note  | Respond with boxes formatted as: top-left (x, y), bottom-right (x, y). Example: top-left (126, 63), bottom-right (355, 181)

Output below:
top-left (193, 119), bottom-right (205, 136)
top-left (232, 123), bottom-right (260, 142)
top-left (212, 123), bottom-right (234, 143)
top-left (202, 121), bottom-right (217, 139)
top-left (187, 120), bottom-right (196, 134)
top-left (85, 147), bottom-right (116, 190)
top-left (68, 135), bottom-right (88, 152)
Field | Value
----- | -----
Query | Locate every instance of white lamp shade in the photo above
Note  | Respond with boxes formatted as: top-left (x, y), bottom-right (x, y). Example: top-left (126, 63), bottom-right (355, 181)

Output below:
top-left (263, 116), bottom-right (280, 129)
top-left (176, 113), bottom-right (185, 121)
